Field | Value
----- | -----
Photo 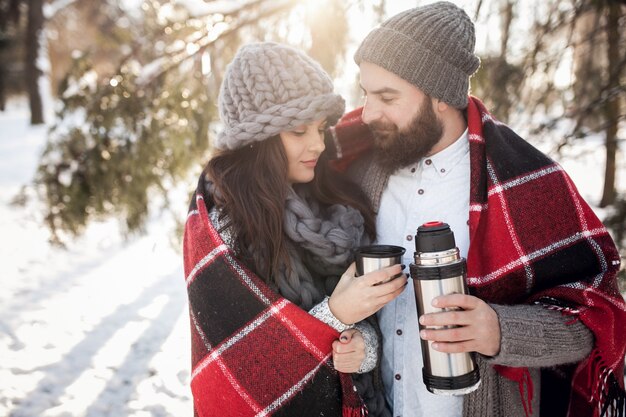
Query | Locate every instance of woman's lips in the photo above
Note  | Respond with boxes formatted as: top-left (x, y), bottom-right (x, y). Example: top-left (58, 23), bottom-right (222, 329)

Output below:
top-left (301, 159), bottom-right (318, 168)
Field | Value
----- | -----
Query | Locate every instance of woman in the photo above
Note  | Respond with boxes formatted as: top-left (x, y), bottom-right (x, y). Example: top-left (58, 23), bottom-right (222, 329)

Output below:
top-left (183, 42), bottom-right (406, 416)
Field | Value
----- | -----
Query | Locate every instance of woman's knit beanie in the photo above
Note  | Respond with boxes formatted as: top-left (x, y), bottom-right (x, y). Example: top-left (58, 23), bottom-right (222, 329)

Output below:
top-left (215, 42), bottom-right (345, 150)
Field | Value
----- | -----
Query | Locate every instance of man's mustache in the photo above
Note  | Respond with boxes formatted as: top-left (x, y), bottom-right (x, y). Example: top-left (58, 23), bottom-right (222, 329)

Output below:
top-left (369, 121), bottom-right (398, 135)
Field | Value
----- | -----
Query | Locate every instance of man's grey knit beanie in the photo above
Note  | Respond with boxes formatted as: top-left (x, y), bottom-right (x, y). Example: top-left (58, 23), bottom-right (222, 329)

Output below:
top-left (215, 42), bottom-right (345, 150)
top-left (354, 1), bottom-right (480, 109)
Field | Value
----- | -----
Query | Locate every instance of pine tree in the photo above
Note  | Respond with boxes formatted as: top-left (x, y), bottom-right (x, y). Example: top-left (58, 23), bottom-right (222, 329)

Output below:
top-left (471, 0), bottom-right (625, 203)
top-left (36, 0), bottom-right (218, 242)
top-left (35, 0), bottom-right (350, 243)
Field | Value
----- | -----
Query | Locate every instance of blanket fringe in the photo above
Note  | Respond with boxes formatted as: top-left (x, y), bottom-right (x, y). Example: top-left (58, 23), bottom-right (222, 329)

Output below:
top-left (586, 348), bottom-right (625, 417)
top-left (597, 368), bottom-right (625, 417)
top-left (342, 406), bottom-right (368, 417)
top-left (340, 373), bottom-right (368, 417)
top-left (494, 365), bottom-right (533, 417)
top-left (518, 368), bottom-right (534, 417)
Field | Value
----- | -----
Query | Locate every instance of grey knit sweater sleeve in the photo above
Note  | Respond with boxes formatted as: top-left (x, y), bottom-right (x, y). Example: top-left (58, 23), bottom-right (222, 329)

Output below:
top-left (484, 303), bottom-right (594, 367)
top-left (354, 320), bottom-right (378, 373)
top-left (309, 297), bottom-right (378, 373)
top-left (309, 296), bottom-right (354, 332)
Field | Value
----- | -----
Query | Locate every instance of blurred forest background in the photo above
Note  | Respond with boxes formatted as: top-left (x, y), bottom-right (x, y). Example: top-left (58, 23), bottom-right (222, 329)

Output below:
top-left (1, 0), bottom-right (625, 283)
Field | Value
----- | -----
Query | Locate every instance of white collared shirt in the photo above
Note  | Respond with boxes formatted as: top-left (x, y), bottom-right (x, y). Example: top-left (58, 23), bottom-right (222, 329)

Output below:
top-left (376, 129), bottom-right (470, 417)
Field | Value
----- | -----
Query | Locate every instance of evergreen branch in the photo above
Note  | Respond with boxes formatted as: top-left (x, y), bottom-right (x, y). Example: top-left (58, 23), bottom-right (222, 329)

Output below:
top-left (134, 0), bottom-right (299, 86)
top-left (43, 0), bottom-right (79, 19)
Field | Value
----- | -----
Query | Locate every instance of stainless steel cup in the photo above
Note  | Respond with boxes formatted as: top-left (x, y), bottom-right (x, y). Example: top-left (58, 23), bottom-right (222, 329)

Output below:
top-left (410, 221), bottom-right (480, 395)
top-left (354, 245), bottom-right (405, 277)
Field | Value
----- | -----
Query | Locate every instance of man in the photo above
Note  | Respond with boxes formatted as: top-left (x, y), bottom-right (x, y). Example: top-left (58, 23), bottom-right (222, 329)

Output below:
top-left (329, 2), bottom-right (626, 416)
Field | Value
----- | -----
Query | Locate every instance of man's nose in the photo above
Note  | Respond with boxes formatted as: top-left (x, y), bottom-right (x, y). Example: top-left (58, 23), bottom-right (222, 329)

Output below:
top-left (361, 99), bottom-right (380, 125)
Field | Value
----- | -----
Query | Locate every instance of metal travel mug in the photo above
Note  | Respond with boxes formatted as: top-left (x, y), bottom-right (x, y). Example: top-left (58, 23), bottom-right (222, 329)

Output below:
top-left (354, 245), bottom-right (405, 277)
top-left (409, 221), bottom-right (480, 395)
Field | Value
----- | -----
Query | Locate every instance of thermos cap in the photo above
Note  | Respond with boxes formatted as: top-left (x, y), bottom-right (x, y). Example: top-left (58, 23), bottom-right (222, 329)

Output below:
top-left (354, 245), bottom-right (406, 258)
top-left (415, 221), bottom-right (456, 253)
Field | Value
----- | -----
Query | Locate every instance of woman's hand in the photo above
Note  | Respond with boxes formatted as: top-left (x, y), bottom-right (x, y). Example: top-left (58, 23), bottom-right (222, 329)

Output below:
top-left (332, 329), bottom-right (366, 373)
top-left (328, 262), bottom-right (407, 325)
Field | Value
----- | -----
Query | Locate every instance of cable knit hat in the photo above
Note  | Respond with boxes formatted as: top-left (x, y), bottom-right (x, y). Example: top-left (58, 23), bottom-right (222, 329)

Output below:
top-left (215, 42), bottom-right (345, 150)
top-left (354, 1), bottom-right (480, 109)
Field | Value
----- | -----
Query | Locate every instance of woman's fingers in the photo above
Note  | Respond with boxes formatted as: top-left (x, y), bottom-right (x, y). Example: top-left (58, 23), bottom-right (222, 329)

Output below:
top-left (332, 331), bottom-right (366, 373)
top-left (329, 263), bottom-right (408, 324)
top-left (360, 264), bottom-right (404, 286)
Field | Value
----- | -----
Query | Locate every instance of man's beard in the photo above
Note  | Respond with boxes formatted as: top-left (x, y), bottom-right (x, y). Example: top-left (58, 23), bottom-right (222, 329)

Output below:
top-left (369, 99), bottom-right (444, 173)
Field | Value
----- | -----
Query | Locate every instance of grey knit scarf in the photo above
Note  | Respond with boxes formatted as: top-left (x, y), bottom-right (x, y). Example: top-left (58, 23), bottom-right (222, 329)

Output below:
top-left (279, 185), bottom-right (370, 309)
top-left (204, 180), bottom-right (369, 309)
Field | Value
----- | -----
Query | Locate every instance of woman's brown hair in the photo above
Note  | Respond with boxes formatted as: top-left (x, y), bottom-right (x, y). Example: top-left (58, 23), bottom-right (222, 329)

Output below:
top-left (204, 134), bottom-right (375, 285)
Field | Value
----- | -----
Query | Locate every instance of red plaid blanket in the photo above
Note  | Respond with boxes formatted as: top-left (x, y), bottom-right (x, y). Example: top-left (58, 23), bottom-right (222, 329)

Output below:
top-left (330, 96), bottom-right (626, 417)
top-left (465, 97), bottom-right (625, 417)
top-left (183, 175), bottom-right (366, 417)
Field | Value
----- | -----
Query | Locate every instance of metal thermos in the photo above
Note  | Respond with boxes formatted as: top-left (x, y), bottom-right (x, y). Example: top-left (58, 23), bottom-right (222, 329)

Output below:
top-left (409, 221), bottom-right (480, 395)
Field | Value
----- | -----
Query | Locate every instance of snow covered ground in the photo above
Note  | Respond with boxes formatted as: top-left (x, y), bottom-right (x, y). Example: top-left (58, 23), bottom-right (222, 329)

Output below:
top-left (0, 97), bottom-right (623, 417)
top-left (0, 99), bottom-right (192, 417)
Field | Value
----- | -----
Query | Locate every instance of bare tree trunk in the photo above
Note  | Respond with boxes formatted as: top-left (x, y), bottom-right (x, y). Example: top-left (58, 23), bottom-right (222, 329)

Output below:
top-left (0, 36), bottom-right (6, 111)
top-left (499, 0), bottom-right (514, 57)
top-left (572, 7), bottom-right (604, 132)
top-left (490, 0), bottom-right (515, 119)
top-left (1, 0), bottom-right (22, 112)
top-left (474, 0), bottom-right (484, 21)
top-left (599, 2), bottom-right (622, 207)
top-left (26, 0), bottom-right (44, 124)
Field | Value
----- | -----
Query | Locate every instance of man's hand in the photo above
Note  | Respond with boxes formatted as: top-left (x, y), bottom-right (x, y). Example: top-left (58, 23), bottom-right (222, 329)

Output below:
top-left (329, 263), bottom-right (407, 325)
top-left (418, 293), bottom-right (501, 357)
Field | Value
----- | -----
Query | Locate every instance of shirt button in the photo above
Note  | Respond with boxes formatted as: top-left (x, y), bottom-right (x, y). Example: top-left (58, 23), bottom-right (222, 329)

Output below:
top-left (467, 219), bottom-right (470, 225)
top-left (406, 235), bottom-right (413, 241)
top-left (440, 168), bottom-right (446, 173)
top-left (396, 329), bottom-right (403, 335)
top-left (395, 373), bottom-right (402, 380)
top-left (425, 159), bottom-right (432, 165)
top-left (418, 189), bottom-right (424, 195)
top-left (410, 167), bottom-right (416, 173)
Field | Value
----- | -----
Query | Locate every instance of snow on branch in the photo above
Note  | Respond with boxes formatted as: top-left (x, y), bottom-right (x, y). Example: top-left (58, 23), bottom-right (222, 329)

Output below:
top-left (43, 0), bottom-right (79, 19)
top-left (175, 0), bottom-right (252, 17)
top-left (135, 0), bottom-right (299, 86)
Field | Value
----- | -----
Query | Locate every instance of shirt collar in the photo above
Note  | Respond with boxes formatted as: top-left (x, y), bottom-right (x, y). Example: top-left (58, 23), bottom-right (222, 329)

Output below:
top-left (423, 128), bottom-right (469, 177)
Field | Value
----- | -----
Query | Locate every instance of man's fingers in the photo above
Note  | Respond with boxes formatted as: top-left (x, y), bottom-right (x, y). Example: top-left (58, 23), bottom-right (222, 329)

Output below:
top-left (419, 327), bottom-right (477, 353)
top-left (432, 293), bottom-right (479, 309)
top-left (419, 309), bottom-right (473, 327)
top-left (420, 325), bottom-right (473, 342)
top-left (430, 340), bottom-right (476, 354)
